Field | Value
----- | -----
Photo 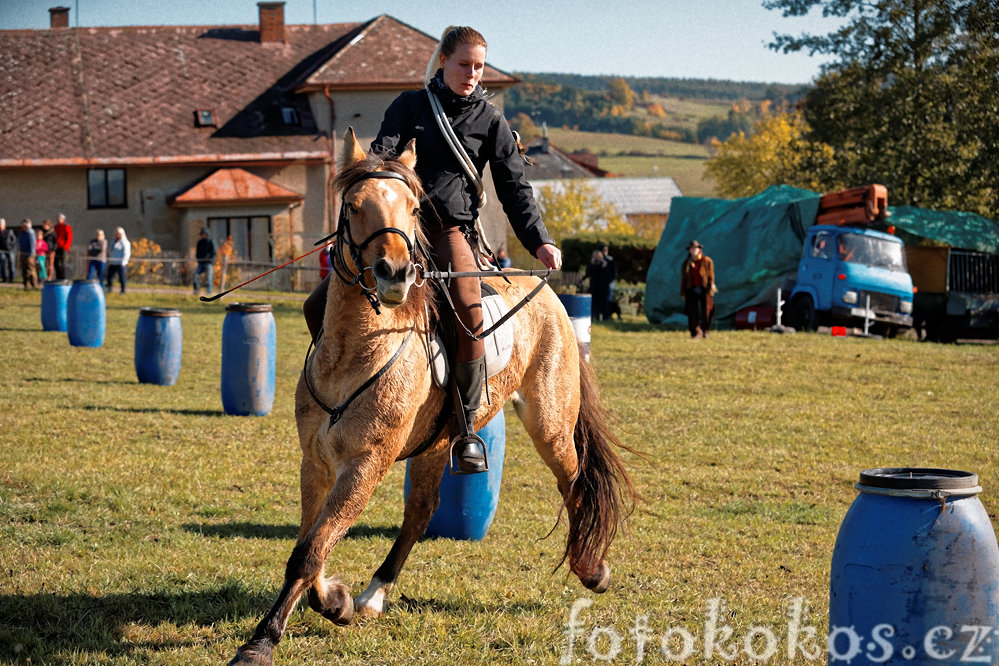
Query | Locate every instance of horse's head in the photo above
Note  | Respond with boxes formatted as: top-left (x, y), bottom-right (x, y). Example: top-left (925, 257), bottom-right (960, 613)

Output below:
top-left (333, 128), bottom-right (425, 309)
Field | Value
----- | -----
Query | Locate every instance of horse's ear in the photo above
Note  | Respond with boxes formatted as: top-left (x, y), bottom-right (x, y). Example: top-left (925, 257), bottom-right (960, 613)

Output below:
top-left (397, 138), bottom-right (417, 170)
top-left (339, 127), bottom-right (367, 169)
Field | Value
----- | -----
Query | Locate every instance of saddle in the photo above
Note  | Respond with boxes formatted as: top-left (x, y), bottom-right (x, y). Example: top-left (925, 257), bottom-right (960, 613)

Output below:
top-left (428, 281), bottom-right (514, 390)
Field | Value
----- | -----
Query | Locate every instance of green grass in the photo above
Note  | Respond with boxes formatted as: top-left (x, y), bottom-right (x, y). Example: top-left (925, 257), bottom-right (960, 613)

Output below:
top-left (1, 285), bottom-right (997, 664)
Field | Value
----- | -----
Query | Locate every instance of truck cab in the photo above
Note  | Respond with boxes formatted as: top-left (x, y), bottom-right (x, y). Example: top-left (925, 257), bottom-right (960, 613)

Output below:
top-left (789, 225), bottom-right (914, 335)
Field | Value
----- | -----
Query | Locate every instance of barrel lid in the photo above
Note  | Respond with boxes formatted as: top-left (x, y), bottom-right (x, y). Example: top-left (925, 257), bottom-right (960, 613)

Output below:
top-left (72, 279), bottom-right (100, 285)
top-left (857, 467), bottom-right (981, 498)
top-left (44, 279), bottom-right (72, 286)
top-left (139, 307), bottom-right (181, 317)
top-left (225, 302), bottom-right (272, 313)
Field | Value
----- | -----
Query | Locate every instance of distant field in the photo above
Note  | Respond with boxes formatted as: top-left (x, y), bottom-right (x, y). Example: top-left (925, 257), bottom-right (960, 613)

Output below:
top-left (546, 128), bottom-right (715, 197)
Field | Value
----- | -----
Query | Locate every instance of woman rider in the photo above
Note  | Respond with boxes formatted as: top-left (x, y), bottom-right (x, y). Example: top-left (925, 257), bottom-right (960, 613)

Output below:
top-left (305, 26), bottom-right (561, 474)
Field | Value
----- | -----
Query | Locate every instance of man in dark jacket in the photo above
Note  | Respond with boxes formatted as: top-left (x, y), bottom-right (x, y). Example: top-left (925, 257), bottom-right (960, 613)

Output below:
top-left (0, 218), bottom-right (16, 283)
top-left (193, 228), bottom-right (216, 294)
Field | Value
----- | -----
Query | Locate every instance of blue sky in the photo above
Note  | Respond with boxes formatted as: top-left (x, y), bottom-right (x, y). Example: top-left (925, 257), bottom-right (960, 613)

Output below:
top-left (0, 0), bottom-right (840, 84)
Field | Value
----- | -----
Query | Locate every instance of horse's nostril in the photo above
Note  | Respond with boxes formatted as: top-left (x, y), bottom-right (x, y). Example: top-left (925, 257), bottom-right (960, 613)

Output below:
top-left (373, 258), bottom-right (414, 284)
top-left (372, 258), bottom-right (393, 282)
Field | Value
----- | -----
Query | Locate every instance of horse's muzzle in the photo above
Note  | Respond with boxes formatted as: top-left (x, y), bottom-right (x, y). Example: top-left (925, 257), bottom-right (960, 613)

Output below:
top-left (372, 257), bottom-right (417, 307)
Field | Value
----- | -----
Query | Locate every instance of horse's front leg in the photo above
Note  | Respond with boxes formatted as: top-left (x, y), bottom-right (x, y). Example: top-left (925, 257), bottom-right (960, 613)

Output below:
top-left (355, 447), bottom-right (448, 617)
top-left (229, 455), bottom-right (388, 666)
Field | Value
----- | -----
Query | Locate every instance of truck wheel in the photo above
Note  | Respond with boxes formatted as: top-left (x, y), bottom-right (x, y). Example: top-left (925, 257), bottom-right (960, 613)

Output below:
top-left (790, 295), bottom-right (817, 332)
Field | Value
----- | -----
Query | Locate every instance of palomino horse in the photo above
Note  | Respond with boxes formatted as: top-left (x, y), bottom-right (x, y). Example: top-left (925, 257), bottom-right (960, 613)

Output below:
top-left (230, 129), bottom-right (634, 665)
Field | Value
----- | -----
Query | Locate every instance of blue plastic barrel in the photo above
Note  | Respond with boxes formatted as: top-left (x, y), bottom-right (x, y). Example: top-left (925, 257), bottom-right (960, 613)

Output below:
top-left (829, 468), bottom-right (999, 664)
top-left (134, 308), bottom-right (182, 386)
top-left (41, 280), bottom-right (72, 331)
top-left (66, 279), bottom-right (106, 347)
top-left (221, 303), bottom-right (276, 416)
top-left (558, 294), bottom-right (592, 362)
top-left (404, 409), bottom-right (506, 541)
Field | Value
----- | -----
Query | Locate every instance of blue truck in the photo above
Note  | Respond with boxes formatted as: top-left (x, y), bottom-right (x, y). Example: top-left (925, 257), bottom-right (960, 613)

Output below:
top-left (788, 223), bottom-right (915, 336)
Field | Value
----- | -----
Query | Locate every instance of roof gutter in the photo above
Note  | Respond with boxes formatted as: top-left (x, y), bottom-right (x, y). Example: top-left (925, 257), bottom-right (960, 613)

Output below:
top-left (0, 151), bottom-right (330, 169)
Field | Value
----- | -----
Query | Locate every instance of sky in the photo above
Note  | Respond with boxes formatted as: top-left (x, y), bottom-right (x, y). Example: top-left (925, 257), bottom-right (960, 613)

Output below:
top-left (0, 0), bottom-right (841, 84)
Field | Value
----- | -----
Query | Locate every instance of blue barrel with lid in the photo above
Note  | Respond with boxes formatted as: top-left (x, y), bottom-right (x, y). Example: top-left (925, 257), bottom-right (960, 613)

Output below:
top-left (404, 409), bottom-right (506, 541)
top-left (41, 279), bottom-right (71, 331)
top-left (134, 307), bottom-right (182, 386)
top-left (829, 467), bottom-right (999, 664)
top-left (221, 303), bottom-right (276, 416)
top-left (66, 279), bottom-right (106, 347)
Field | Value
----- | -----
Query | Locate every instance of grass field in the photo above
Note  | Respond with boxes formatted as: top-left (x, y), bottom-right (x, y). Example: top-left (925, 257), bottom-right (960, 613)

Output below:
top-left (1, 285), bottom-right (997, 664)
top-left (545, 128), bottom-right (715, 197)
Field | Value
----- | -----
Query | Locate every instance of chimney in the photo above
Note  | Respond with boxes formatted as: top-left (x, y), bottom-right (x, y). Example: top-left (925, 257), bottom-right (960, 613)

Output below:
top-left (258, 2), bottom-right (285, 43)
top-left (541, 122), bottom-right (550, 154)
top-left (49, 7), bottom-right (70, 29)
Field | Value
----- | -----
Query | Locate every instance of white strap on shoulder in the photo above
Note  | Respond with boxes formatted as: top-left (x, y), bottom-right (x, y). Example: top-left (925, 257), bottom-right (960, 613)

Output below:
top-left (427, 90), bottom-right (488, 208)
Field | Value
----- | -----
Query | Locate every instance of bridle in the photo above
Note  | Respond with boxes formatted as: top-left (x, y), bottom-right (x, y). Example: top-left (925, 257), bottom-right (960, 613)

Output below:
top-left (328, 169), bottom-right (422, 315)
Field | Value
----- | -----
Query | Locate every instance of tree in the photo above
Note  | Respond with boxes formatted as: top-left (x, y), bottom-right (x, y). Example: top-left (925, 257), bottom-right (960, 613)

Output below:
top-left (535, 180), bottom-right (633, 243)
top-left (765, 0), bottom-right (999, 216)
top-left (507, 112), bottom-right (538, 141)
top-left (607, 78), bottom-right (636, 110)
top-left (705, 111), bottom-right (836, 198)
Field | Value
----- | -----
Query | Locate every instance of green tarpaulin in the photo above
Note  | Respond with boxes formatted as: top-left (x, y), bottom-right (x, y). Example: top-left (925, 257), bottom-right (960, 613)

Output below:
top-left (645, 185), bottom-right (820, 326)
top-left (645, 186), bottom-right (999, 327)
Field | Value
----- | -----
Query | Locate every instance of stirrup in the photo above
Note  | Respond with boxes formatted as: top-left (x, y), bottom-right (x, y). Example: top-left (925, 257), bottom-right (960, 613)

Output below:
top-left (448, 432), bottom-right (488, 475)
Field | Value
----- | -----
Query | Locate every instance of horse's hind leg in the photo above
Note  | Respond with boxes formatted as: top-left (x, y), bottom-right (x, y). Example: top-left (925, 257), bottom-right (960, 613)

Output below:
top-left (355, 449), bottom-right (447, 617)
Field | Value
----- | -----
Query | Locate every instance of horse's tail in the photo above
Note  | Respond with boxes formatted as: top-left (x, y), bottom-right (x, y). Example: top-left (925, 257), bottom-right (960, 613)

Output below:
top-left (560, 343), bottom-right (637, 581)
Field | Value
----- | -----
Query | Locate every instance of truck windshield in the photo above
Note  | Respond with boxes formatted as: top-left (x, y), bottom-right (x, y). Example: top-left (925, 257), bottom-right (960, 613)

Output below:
top-left (838, 233), bottom-right (907, 272)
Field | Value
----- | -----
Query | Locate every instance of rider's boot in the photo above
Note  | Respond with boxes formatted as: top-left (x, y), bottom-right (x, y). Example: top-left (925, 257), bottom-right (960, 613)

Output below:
top-left (450, 356), bottom-right (487, 474)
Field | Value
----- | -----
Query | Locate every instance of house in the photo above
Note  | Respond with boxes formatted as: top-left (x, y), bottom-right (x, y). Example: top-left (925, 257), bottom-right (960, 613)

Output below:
top-left (0, 3), bottom-right (519, 278)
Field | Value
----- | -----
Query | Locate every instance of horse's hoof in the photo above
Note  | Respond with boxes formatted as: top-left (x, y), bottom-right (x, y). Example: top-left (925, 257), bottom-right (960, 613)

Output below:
top-left (309, 584), bottom-right (355, 626)
top-left (228, 639), bottom-right (273, 666)
top-left (581, 562), bottom-right (611, 594)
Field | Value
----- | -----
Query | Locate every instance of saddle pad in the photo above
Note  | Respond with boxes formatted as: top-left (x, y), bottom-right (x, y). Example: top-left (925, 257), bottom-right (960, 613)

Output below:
top-left (429, 293), bottom-right (514, 388)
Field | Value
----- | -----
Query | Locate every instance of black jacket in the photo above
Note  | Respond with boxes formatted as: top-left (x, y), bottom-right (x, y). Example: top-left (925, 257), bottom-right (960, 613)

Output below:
top-left (372, 73), bottom-right (554, 256)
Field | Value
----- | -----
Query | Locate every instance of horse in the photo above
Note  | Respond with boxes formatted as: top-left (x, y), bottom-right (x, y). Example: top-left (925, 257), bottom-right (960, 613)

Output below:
top-left (229, 128), bottom-right (635, 665)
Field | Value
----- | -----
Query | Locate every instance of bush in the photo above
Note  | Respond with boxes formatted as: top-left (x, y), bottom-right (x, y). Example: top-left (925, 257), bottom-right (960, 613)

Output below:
top-left (561, 231), bottom-right (659, 283)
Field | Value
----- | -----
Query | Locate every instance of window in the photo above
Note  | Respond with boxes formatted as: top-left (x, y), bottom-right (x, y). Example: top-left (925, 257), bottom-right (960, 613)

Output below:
top-left (87, 168), bottom-right (127, 209)
top-left (195, 109), bottom-right (217, 127)
top-left (207, 216), bottom-right (273, 262)
top-left (281, 107), bottom-right (300, 125)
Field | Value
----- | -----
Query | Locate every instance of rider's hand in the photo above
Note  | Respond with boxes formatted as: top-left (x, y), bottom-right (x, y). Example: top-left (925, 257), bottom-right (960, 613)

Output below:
top-left (535, 244), bottom-right (562, 270)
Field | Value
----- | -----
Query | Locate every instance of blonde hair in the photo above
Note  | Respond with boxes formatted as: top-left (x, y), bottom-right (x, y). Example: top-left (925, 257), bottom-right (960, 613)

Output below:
top-left (424, 25), bottom-right (487, 87)
top-left (115, 227), bottom-right (128, 241)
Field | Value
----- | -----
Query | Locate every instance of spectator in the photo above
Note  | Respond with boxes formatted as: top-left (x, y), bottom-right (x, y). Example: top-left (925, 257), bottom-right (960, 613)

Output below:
top-left (106, 227), bottom-right (131, 294)
top-left (0, 218), bottom-right (17, 283)
top-left (496, 248), bottom-right (512, 269)
top-left (601, 243), bottom-right (617, 315)
top-left (319, 245), bottom-right (331, 279)
top-left (584, 249), bottom-right (613, 321)
top-left (18, 219), bottom-right (37, 289)
top-left (680, 239), bottom-right (717, 339)
top-left (35, 227), bottom-right (49, 281)
top-left (86, 229), bottom-right (108, 282)
top-left (41, 220), bottom-right (56, 282)
top-left (193, 228), bottom-right (216, 294)
top-left (54, 213), bottom-right (72, 280)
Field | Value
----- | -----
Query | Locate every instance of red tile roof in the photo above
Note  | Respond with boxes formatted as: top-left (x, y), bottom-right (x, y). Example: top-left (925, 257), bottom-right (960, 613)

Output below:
top-left (0, 15), bottom-right (518, 167)
top-left (171, 167), bottom-right (303, 206)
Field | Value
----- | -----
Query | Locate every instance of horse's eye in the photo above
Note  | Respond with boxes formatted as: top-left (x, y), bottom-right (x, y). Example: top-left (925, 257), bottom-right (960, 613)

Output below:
top-left (347, 203), bottom-right (358, 215)
top-left (412, 207), bottom-right (420, 217)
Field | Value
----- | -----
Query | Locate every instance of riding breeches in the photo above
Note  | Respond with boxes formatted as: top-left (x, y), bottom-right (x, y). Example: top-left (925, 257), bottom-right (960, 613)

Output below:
top-left (427, 224), bottom-right (484, 363)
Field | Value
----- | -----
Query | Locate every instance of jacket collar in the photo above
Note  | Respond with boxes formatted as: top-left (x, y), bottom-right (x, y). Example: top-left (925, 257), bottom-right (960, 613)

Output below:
top-left (428, 70), bottom-right (485, 111)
